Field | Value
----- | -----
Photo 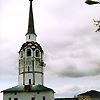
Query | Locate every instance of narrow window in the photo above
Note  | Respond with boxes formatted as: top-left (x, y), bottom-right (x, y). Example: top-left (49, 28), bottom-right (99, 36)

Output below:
top-left (14, 98), bottom-right (18, 100)
top-left (9, 98), bottom-right (11, 100)
top-left (37, 91), bottom-right (40, 94)
top-left (28, 66), bottom-right (30, 72)
top-left (27, 49), bottom-right (31, 56)
top-left (29, 79), bottom-right (31, 84)
top-left (43, 96), bottom-right (45, 100)
top-left (36, 50), bottom-right (40, 57)
top-left (14, 92), bottom-right (17, 95)
top-left (31, 97), bottom-right (35, 100)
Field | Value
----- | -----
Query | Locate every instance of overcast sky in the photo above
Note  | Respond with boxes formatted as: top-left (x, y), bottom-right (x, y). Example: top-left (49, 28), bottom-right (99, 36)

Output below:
top-left (1, 0), bottom-right (100, 99)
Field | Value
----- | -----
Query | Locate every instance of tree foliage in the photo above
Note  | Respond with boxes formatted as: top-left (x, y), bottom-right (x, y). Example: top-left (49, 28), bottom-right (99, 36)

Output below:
top-left (93, 19), bottom-right (100, 32)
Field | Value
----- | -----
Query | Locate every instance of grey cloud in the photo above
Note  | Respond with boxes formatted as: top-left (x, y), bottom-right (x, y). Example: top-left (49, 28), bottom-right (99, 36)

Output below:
top-left (0, 41), bottom-right (18, 80)
top-left (43, 28), bottom-right (100, 78)
top-left (60, 65), bottom-right (100, 78)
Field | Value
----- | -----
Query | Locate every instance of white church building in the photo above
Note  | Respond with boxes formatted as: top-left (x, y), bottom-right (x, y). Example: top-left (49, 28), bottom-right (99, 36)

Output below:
top-left (2, 0), bottom-right (55, 100)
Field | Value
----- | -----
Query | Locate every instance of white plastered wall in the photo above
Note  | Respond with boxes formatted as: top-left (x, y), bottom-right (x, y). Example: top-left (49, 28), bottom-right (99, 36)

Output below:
top-left (26, 34), bottom-right (36, 42)
top-left (3, 91), bottom-right (54, 100)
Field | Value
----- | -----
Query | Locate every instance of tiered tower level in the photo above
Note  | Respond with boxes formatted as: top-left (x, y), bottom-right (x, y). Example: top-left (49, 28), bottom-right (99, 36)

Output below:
top-left (18, 0), bottom-right (45, 85)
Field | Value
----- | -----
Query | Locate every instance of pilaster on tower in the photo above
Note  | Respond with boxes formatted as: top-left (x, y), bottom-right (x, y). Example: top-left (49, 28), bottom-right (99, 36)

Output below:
top-left (26, 0), bottom-right (37, 42)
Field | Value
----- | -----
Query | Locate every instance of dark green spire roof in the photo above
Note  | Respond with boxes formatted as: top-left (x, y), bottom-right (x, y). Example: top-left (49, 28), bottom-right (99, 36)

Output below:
top-left (26, 0), bottom-right (36, 35)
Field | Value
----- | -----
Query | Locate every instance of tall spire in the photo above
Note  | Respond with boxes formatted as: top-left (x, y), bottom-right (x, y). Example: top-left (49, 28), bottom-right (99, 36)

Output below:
top-left (26, 0), bottom-right (36, 36)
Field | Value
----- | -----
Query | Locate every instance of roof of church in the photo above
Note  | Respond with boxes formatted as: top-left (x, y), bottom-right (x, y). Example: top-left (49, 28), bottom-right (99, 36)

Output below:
top-left (2, 84), bottom-right (55, 93)
top-left (55, 98), bottom-right (78, 100)
top-left (78, 90), bottom-right (100, 98)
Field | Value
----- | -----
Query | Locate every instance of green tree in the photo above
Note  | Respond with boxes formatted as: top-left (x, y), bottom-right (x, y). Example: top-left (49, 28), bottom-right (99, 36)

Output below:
top-left (93, 19), bottom-right (100, 32)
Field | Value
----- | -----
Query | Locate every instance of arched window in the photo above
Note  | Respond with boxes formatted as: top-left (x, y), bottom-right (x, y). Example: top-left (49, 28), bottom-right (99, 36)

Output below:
top-left (36, 50), bottom-right (40, 57)
top-left (27, 49), bottom-right (31, 56)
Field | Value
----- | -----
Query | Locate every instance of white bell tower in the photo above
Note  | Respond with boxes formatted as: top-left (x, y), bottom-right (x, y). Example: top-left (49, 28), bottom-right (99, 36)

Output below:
top-left (2, 1), bottom-right (54, 100)
top-left (18, 0), bottom-right (45, 85)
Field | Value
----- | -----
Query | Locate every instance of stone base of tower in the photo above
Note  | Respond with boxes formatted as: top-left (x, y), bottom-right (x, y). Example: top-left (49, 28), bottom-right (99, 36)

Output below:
top-left (2, 84), bottom-right (55, 100)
